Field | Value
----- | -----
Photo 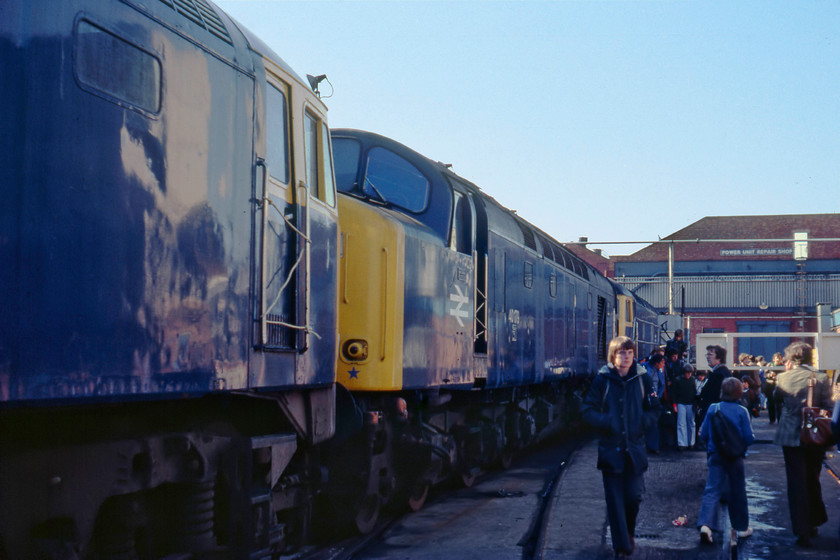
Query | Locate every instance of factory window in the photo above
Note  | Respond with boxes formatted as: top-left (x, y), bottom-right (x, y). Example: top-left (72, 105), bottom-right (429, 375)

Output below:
top-left (75, 21), bottom-right (161, 113)
top-left (363, 148), bottom-right (429, 213)
top-left (265, 84), bottom-right (290, 183)
top-left (549, 273), bottom-right (558, 297)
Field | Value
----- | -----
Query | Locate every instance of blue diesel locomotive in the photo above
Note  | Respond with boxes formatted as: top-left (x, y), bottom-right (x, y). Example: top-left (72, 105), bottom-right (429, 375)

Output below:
top-left (1, 0), bottom-right (338, 557)
top-left (0, 2), bottom-right (664, 556)
top-left (326, 129), bottom-right (662, 526)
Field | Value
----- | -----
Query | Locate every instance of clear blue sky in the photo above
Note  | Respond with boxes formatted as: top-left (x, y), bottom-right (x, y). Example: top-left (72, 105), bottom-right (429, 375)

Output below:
top-left (215, 0), bottom-right (840, 256)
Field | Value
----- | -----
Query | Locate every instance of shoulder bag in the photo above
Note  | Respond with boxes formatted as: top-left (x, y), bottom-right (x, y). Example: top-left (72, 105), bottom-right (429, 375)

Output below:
top-left (800, 370), bottom-right (834, 448)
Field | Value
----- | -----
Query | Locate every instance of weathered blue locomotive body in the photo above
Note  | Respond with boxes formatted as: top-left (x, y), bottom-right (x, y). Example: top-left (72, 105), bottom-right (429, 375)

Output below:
top-left (0, 1), bottom-right (665, 553)
top-left (328, 130), bottom-right (657, 517)
top-left (333, 129), bottom-right (618, 392)
top-left (1, 0), bottom-right (338, 556)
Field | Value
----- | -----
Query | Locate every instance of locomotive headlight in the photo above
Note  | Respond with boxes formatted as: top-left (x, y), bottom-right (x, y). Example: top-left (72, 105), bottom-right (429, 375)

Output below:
top-left (342, 339), bottom-right (368, 361)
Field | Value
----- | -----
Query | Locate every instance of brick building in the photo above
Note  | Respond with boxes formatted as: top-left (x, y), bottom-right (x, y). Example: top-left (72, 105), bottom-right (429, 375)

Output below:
top-left (568, 214), bottom-right (840, 361)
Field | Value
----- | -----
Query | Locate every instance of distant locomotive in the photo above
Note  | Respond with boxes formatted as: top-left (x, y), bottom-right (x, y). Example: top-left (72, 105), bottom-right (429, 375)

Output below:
top-left (326, 129), bottom-right (663, 529)
top-left (1, 0), bottom-right (338, 557)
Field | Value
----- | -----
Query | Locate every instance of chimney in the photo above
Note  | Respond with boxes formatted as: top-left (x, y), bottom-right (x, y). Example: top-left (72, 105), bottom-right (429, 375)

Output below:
top-left (578, 236), bottom-right (588, 245)
top-left (594, 249), bottom-right (603, 256)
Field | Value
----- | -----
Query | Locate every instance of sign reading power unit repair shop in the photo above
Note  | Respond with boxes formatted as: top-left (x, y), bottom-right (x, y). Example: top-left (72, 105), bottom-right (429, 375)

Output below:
top-left (719, 248), bottom-right (794, 257)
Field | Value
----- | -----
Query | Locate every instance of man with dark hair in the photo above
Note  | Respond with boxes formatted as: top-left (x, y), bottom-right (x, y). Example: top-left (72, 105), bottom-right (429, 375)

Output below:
top-left (645, 354), bottom-right (667, 453)
top-left (698, 345), bottom-right (731, 425)
top-left (665, 348), bottom-right (683, 383)
top-left (666, 329), bottom-right (688, 360)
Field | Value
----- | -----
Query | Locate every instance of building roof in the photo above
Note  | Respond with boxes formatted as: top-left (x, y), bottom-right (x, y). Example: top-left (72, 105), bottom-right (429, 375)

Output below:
top-left (612, 214), bottom-right (840, 262)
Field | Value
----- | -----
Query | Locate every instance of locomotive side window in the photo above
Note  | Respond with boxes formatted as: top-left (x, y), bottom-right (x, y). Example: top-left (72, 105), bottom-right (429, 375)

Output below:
top-left (266, 84), bottom-right (290, 183)
top-left (450, 191), bottom-right (473, 254)
top-left (304, 114), bottom-right (320, 199)
top-left (75, 21), bottom-right (161, 113)
top-left (320, 123), bottom-right (336, 206)
top-left (303, 113), bottom-right (336, 206)
top-left (363, 148), bottom-right (429, 213)
top-left (333, 138), bottom-right (362, 193)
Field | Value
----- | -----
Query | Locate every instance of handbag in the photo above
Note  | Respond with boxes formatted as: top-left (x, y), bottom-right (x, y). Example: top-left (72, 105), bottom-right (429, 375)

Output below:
top-left (800, 371), bottom-right (834, 447)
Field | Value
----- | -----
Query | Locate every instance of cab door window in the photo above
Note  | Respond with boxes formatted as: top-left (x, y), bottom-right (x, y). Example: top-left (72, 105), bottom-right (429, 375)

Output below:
top-left (266, 84), bottom-right (290, 183)
top-left (304, 112), bottom-right (336, 207)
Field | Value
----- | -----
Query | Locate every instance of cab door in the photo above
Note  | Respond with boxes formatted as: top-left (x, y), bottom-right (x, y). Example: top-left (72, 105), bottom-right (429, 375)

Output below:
top-left (251, 65), bottom-right (339, 389)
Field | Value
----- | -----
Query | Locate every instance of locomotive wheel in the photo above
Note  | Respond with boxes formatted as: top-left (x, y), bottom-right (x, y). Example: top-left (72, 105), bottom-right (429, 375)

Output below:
top-left (354, 494), bottom-right (381, 534)
top-left (406, 483), bottom-right (430, 512)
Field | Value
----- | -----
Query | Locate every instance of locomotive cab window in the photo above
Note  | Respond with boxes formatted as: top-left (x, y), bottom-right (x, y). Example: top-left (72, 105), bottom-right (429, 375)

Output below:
top-left (333, 138), bottom-right (362, 193)
top-left (363, 148), bottom-right (429, 213)
top-left (74, 21), bottom-right (161, 113)
top-left (304, 112), bottom-right (336, 206)
top-left (266, 83), bottom-right (290, 184)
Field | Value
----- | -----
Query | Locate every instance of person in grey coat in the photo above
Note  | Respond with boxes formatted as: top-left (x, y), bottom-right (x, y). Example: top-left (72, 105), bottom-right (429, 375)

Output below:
top-left (582, 336), bottom-right (661, 559)
top-left (773, 341), bottom-right (833, 547)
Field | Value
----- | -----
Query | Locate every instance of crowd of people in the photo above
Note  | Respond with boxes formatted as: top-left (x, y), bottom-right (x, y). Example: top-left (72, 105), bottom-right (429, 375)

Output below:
top-left (582, 331), bottom-right (840, 559)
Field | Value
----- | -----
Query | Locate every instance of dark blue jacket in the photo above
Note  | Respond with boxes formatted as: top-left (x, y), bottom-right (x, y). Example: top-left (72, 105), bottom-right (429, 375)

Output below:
top-left (699, 400), bottom-right (755, 456)
top-left (582, 362), bottom-right (661, 474)
top-left (699, 364), bottom-right (732, 411)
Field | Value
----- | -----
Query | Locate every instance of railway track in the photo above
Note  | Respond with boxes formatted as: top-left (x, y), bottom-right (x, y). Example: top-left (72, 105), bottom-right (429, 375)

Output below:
top-left (284, 430), bottom-right (585, 560)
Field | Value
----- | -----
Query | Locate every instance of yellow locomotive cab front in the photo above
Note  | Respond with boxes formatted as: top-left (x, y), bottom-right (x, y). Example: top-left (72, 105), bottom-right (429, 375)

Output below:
top-left (337, 195), bottom-right (406, 391)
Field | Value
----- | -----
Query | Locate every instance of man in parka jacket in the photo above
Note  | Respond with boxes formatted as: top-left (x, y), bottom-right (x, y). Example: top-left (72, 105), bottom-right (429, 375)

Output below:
top-left (581, 336), bottom-right (661, 558)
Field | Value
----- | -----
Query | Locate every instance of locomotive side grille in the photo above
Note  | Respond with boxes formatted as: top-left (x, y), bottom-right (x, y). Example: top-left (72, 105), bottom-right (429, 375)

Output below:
top-left (265, 313), bottom-right (296, 348)
top-left (160, 0), bottom-right (233, 44)
top-left (515, 220), bottom-right (537, 252)
top-left (536, 233), bottom-right (554, 261)
top-left (596, 296), bottom-right (607, 361)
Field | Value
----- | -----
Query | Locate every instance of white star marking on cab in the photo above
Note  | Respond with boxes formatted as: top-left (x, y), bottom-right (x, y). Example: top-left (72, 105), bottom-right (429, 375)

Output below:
top-left (449, 285), bottom-right (469, 327)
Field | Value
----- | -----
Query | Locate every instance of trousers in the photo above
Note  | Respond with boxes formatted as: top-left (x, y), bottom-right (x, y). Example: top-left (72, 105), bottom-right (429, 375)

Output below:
top-left (697, 453), bottom-right (749, 532)
top-left (782, 446), bottom-right (827, 537)
top-left (677, 403), bottom-right (696, 448)
top-left (602, 469), bottom-right (645, 554)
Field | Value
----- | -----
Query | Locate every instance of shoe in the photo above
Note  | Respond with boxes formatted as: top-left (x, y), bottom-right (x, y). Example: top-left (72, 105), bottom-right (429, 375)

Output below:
top-left (736, 527), bottom-right (753, 538)
top-left (795, 536), bottom-right (813, 548)
top-left (700, 525), bottom-right (713, 544)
